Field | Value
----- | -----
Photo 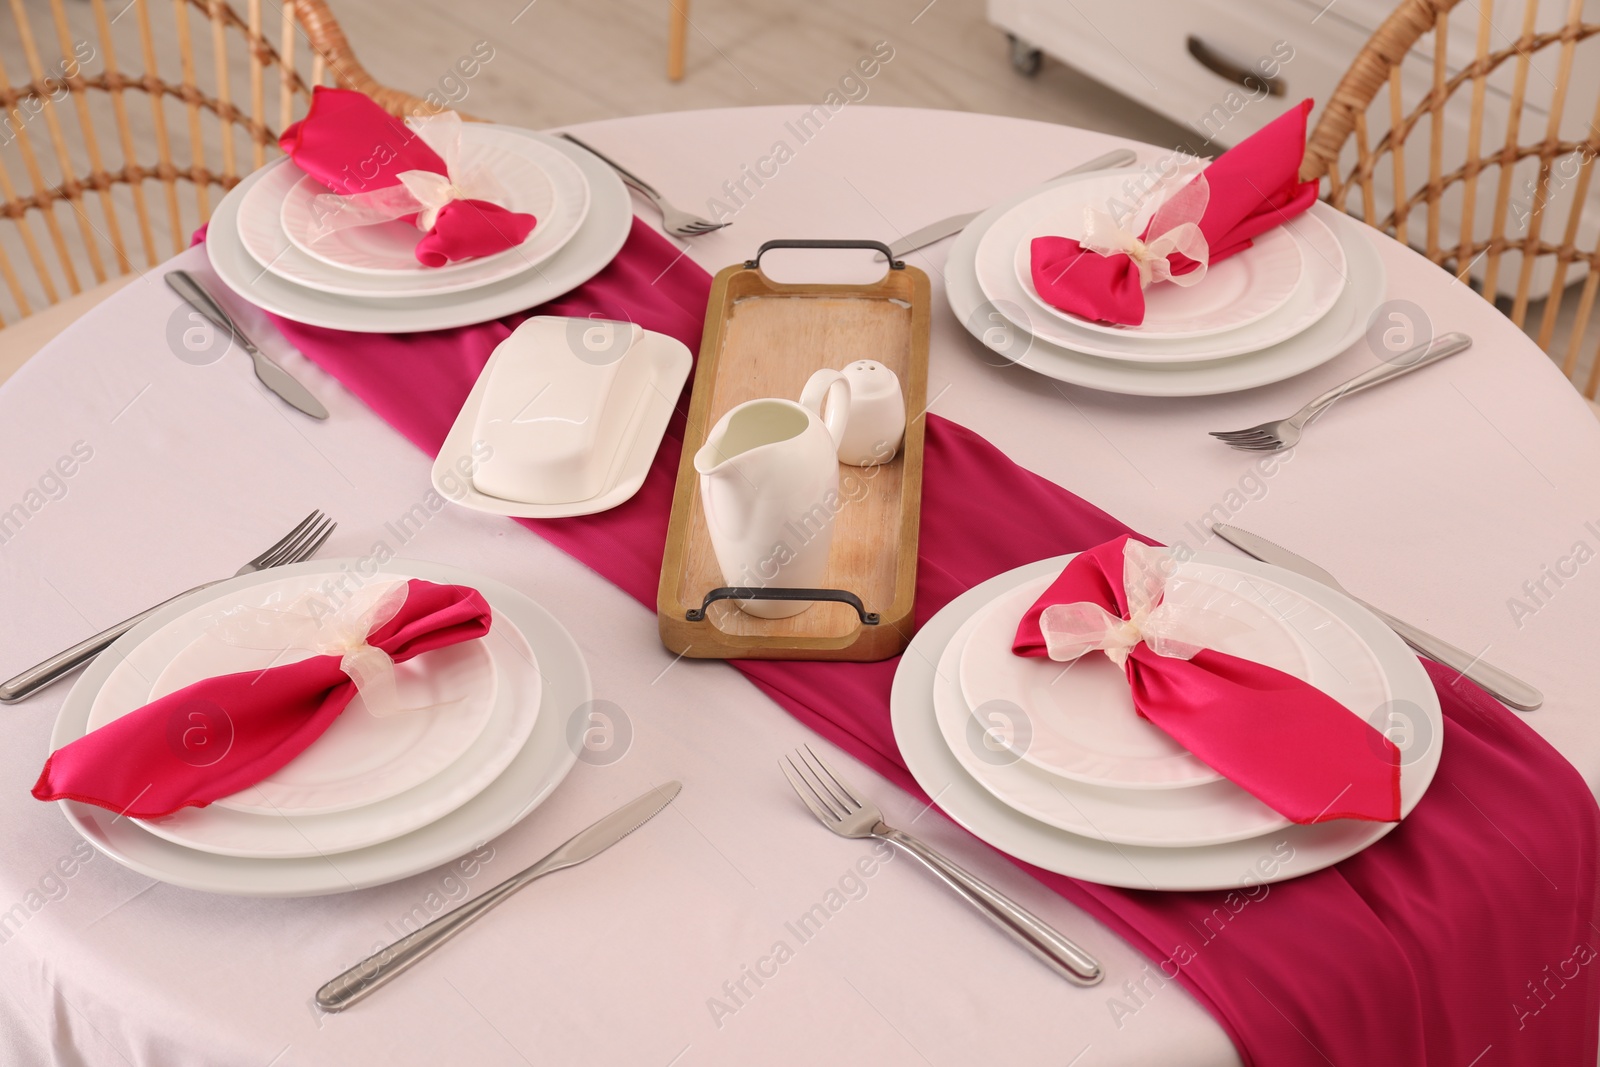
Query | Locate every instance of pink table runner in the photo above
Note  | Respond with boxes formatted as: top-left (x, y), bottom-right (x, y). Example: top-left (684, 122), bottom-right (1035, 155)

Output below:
top-left (253, 219), bottom-right (1599, 1065)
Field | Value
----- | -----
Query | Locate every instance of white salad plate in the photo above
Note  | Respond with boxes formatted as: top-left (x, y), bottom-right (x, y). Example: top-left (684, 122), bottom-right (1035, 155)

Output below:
top-left (236, 130), bottom-right (591, 298)
top-left (77, 571), bottom-right (542, 859)
top-left (278, 126), bottom-right (589, 279)
top-left (975, 176), bottom-right (1345, 363)
top-left (957, 566), bottom-right (1300, 790)
top-left (208, 126), bottom-right (630, 333)
top-left (1005, 177), bottom-right (1304, 341)
top-left (939, 611), bottom-right (1290, 848)
top-left (947, 179), bottom-right (1385, 396)
top-left (432, 325), bottom-right (692, 518)
top-left (938, 561), bottom-right (1394, 847)
top-left (890, 554), bottom-right (1442, 891)
top-left (240, 165), bottom-right (547, 299)
top-left (52, 559), bottom-right (585, 896)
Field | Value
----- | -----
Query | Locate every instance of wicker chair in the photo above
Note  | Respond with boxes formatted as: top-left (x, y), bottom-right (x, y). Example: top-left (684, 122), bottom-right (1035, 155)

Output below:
top-left (0, 0), bottom-right (431, 338)
top-left (1299, 0), bottom-right (1600, 403)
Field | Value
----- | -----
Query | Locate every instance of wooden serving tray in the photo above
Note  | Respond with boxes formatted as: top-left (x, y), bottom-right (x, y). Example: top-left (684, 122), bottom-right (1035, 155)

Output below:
top-left (658, 240), bottom-right (931, 661)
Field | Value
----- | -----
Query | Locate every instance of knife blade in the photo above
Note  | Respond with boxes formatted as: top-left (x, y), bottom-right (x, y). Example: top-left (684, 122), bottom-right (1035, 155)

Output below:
top-left (885, 147), bottom-right (1140, 260)
top-left (315, 781), bottom-right (682, 1012)
top-left (1212, 524), bottom-right (1543, 711)
top-left (165, 270), bottom-right (329, 420)
top-left (245, 350), bottom-right (329, 420)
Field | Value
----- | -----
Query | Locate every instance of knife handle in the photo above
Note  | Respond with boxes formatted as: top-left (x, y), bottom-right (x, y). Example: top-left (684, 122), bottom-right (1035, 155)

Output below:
top-left (1359, 599), bottom-right (1544, 711)
top-left (165, 270), bottom-right (255, 353)
top-left (316, 866), bottom-right (547, 1012)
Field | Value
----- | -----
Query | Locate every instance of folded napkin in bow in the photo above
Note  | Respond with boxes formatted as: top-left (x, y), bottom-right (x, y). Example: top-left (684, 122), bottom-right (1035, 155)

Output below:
top-left (1030, 98), bottom-right (1320, 326)
top-left (32, 578), bottom-right (492, 819)
top-left (1012, 536), bottom-right (1401, 824)
top-left (279, 87), bottom-right (537, 268)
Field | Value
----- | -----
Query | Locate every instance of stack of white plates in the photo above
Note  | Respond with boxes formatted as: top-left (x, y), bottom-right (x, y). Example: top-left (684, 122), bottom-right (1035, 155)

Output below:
top-left (891, 552), bottom-right (1442, 891)
top-left (49, 558), bottom-right (587, 896)
top-left (206, 125), bottom-right (633, 333)
top-left (945, 172), bottom-right (1388, 396)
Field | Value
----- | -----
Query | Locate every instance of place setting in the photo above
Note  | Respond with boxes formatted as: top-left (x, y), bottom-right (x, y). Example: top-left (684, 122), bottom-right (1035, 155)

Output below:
top-left (29, 551), bottom-right (590, 897)
top-left (891, 536), bottom-right (1440, 892)
top-left (943, 100), bottom-right (1389, 397)
top-left (203, 87), bottom-right (636, 333)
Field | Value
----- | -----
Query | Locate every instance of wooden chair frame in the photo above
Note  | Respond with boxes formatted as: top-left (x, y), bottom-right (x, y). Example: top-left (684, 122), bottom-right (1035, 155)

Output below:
top-left (1299, 0), bottom-right (1600, 398)
top-left (0, 0), bottom-right (433, 326)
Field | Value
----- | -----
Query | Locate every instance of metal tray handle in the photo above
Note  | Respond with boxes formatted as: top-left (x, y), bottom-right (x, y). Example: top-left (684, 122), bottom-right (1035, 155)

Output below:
top-left (744, 239), bottom-right (904, 272)
top-left (686, 587), bottom-right (880, 625)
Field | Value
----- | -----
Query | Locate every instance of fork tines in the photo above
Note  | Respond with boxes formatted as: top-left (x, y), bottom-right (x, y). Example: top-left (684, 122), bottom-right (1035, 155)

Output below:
top-left (1207, 426), bottom-right (1290, 451)
top-left (254, 510), bottom-right (337, 569)
top-left (780, 745), bottom-right (861, 825)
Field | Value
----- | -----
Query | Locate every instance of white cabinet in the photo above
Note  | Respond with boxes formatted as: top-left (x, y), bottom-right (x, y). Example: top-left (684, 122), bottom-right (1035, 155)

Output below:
top-left (989, 0), bottom-right (1368, 149)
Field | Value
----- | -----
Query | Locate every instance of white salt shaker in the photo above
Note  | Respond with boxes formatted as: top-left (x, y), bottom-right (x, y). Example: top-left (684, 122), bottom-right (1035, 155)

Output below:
top-left (799, 360), bottom-right (905, 467)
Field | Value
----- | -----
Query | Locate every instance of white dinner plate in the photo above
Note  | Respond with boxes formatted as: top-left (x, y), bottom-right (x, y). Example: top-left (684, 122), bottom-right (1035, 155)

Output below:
top-left (890, 553), bottom-right (1442, 891)
top-left (1004, 177), bottom-right (1304, 341)
top-left (75, 572), bottom-right (542, 859)
top-left (948, 186), bottom-right (1386, 396)
top-left (86, 576), bottom-right (501, 816)
top-left (939, 561), bottom-right (1395, 847)
top-left (976, 179), bottom-right (1344, 362)
top-left (51, 559), bottom-right (585, 896)
top-left (432, 327), bottom-right (692, 518)
top-left (279, 126), bottom-right (589, 279)
top-left (207, 126), bottom-right (631, 333)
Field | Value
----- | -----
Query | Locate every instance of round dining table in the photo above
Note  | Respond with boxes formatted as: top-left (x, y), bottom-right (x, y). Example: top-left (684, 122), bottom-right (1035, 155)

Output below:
top-left (2, 105), bottom-right (1598, 1067)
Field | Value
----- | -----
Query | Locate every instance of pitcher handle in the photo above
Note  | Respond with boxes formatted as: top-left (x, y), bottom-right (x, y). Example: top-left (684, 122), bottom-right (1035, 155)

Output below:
top-left (800, 369), bottom-right (851, 450)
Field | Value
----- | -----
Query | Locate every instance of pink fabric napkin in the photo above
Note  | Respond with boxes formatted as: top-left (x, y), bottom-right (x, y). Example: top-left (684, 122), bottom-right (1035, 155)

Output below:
top-left (279, 87), bottom-right (536, 267)
top-left (242, 220), bottom-right (1598, 1066)
top-left (1031, 98), bottom-right (1320, 325)
top-left (33, 580), bottom-right (491, 818)
top-left (1013, 535), bottom-right (1401, 823)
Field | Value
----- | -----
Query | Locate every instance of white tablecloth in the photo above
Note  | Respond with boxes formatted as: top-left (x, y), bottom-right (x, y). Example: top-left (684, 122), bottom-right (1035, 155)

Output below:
top-left (2, 106), bottom-right (1597, 1067)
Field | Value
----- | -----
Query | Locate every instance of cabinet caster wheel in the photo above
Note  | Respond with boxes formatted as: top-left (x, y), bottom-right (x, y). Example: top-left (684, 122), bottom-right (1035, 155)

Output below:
top-left (1008, 34), bottom-right (1043, 77)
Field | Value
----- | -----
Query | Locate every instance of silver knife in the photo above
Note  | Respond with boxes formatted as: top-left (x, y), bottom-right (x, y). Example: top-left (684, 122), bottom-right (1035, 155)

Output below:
top-left (315, 782), bottom-right (682, 1012)
top-left (1212, 524), bottom-right (1543, 711)
top-left (165, 270), bottom-right (329, 420)
top-left (885, 148), bottom-right (1140, 260)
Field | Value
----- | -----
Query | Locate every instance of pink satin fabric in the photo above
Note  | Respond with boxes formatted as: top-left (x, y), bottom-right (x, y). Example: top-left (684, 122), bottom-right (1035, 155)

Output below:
top-left (245, 220), bottom-right (1596, 1065)
top-left (33, 580), bottom-right (492, 819)
top-left (1012, 535), bottom-right (1400, 823)
top-left (1030, 98), bottom-right (1320, 326)
top-left (279, 87), bottom-right (537, 267)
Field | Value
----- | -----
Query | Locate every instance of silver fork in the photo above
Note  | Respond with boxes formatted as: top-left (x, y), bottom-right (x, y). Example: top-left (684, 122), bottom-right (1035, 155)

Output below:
top-left (1209, 332), bottom-right (1472, 452)
top-left (557, 131), bottom-right (728, 238)
top-left (781, 745), bottom-right (1103, 986)
top-left (0, 510), bottom-right (336, 703)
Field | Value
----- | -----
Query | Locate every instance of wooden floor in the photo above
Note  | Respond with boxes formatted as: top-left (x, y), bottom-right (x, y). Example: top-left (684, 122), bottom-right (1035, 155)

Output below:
top-left (326, 0), bottom-right (1198, 149)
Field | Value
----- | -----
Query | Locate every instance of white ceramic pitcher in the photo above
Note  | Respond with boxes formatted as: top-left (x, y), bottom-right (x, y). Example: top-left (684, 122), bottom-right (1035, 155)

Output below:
top-left (693, 374), bottom-right (851, 619)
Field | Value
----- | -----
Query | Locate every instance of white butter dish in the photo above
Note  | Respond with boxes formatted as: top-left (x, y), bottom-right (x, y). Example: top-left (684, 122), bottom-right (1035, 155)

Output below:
top-left (470, 316), bottom-right (647, 504)
top-left (433, 316), bottom-right (692, 518)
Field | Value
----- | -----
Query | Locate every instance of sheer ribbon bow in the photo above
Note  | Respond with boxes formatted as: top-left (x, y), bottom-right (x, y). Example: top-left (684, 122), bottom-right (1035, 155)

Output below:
top-left (307, 112), bottom-right (512, 240)
top-left (1077, 162), bottom-right (1211, 290)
